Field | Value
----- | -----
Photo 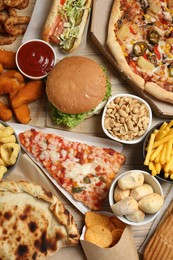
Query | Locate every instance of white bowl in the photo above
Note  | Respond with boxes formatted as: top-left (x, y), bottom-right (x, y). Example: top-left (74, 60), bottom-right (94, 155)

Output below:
top-left (102, 94), bottom-right (152, 144)
top-left (109, 170), bottom-right (164, 226)
top-left (16, 39), bottom-right (56, 80)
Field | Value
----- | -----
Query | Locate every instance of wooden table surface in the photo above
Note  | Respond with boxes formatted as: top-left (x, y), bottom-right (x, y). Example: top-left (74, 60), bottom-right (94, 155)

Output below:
top-left (2, 1), bottom-right (173, 259)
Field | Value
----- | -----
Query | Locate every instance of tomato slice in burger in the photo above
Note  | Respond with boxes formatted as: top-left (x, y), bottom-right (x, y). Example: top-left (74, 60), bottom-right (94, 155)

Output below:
top-left (60, 0), bottom-right (66, 4)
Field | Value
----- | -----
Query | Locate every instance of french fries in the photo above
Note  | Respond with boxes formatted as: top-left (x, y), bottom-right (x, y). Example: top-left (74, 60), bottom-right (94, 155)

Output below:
top-left (144, 120), bottom-right (173, 179)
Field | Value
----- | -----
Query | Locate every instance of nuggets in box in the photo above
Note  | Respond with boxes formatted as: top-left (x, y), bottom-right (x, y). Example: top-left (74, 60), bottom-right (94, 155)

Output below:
top-left (110, 171), bottom-right (164, 224)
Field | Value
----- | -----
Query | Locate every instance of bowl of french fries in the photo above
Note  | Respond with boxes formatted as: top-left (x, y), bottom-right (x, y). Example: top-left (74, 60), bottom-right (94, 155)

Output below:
top-left (0, 121), bottom-right (21, 180)
top-left (143, 119), bottom-right (173, 183)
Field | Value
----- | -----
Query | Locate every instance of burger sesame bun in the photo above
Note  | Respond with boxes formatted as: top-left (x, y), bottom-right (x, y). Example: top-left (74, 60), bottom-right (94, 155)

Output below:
top-left (46, 56), bottom-right (107, 114)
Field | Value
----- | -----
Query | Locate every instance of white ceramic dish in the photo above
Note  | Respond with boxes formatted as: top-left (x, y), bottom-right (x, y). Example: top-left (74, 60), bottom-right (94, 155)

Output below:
top-left (16, 39), bottom-right (56, 80)
top-left (8, 122), bottom-right (123, 214)
top-left (102, 94), bottom-right (152, 144)
top-left (109, 170), bottom-right (164, 226)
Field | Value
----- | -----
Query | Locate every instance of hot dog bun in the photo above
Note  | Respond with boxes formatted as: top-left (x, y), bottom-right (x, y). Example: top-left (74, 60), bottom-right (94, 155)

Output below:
top-left (42, 0), bottom-right (92, 53)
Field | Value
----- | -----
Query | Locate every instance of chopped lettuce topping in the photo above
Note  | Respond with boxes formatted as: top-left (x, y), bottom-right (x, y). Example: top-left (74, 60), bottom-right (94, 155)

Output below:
top-left (58, 0), bottom-right (89, 50)
top-left (49, 67), bottom-right (112, 128)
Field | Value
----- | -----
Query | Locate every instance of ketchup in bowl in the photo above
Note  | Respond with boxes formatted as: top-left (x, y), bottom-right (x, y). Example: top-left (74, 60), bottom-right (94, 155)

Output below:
top-left (16, 39), bottom-right (56, 79)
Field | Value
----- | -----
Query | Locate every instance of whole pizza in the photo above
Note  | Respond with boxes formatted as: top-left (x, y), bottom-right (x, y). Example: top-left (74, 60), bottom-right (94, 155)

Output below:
top-left (107, 0), bottom-right (173, 104)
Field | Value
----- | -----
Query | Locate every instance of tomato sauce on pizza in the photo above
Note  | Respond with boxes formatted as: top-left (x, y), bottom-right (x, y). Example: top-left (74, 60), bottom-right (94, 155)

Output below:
top-left (107, 0), bottom-right (173, 104)
top-left (19, 129), bottom-right (125, 210)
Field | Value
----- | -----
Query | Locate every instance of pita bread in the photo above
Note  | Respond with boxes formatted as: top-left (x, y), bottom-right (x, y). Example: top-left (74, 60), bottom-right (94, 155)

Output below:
top-left (0, 180), bottom-right (79, 259)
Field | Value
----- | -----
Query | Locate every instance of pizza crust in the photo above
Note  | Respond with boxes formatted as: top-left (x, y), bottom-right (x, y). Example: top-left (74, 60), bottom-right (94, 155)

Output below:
top-left (107, 0), bottom-right (173, 104)
top-left (144, 82), bottom-right (173, 104)
top-left (107, 0), bottom-right (145, 90)
top-left (0, 181), bottom-right (79, 259)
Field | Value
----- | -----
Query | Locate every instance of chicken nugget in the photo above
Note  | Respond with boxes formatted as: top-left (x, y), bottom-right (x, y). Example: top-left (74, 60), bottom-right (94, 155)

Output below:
top-left (2, 70), bottom-right (25, 83)
top-left (0, 76), bottom-right (19, 95)
top-left (0, 101), bottom-right (12, 121)
top-left (11, 80), bottom-right (45, 108)
top-left (13, 104), bottom-right (31, 124)
top-left (0, 49), bottom-right (16, 69)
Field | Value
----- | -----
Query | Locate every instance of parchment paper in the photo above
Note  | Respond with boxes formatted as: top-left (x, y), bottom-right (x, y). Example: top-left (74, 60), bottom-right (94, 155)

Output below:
top-left (5, 153), bottom-right (86, 260)
top-left (23, 0), bottom-right (90, 61)
top-left (80, 225), bottom-right (139, 260)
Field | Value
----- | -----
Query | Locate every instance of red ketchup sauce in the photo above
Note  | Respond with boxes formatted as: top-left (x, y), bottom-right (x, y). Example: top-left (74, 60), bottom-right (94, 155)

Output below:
top-left (17, 40), bottom-right (55, 78)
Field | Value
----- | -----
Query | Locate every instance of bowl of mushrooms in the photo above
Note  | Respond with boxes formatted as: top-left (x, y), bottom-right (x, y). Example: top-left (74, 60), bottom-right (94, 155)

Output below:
top-left (102, 94), bottom-right (152, 144)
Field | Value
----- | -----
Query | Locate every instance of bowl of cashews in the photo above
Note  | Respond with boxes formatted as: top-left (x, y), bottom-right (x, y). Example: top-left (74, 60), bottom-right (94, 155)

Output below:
top-left (0, 121), bottom-right (21, 180)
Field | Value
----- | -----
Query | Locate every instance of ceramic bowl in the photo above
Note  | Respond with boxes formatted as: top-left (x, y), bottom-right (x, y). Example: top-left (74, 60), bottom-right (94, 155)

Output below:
top-left (102, 94), bottom-right (152, 144)
top-left (16, 39), bottom-right (56, 80)
top-left (109, 170), bottom-right (164, 226)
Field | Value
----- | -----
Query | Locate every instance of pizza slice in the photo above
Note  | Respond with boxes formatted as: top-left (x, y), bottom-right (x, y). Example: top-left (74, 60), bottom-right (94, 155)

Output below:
top-left (107, 0), bottom-right (173, 104)
top-left (0, 180), bottom-right (79, 259)
top-left (19, 129), bottom-right (126, 210)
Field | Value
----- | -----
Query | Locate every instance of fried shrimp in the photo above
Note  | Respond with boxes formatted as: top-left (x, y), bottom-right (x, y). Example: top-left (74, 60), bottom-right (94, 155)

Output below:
top-left (8, 8), bottom-right (17, 17)
top-left (13, 104), bottom-right (31, 124)
top-left (4, 0), bottom-right (29, 10)
top-left (0, 0), bottom-right (5, 11)
top-left (0, 49), bottom-right (16, 68)
top-left (4, 15), bottom-right (30, 36)
top-left (0, 64), bottom-right (3, 74)
top-left (0, 101), bottom-right (12, 121)
top-left (2, 69), bottom-right (25, 83)
top-left (0, 77), bottom-right (19, 94)
top-left (11, 80), bottom-right (45, 108)
top-left (9, 84), bottom-right (31, 124)
top-left (0, 10), bottom-right (8, 22)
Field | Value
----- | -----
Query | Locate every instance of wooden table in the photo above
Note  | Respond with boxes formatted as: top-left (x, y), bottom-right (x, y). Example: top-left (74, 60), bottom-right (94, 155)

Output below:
top-left (3, 1), bottom-right (172, 259)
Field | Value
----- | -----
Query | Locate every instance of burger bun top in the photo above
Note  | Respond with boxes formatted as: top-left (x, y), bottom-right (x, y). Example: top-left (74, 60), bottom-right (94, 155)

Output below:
top-left (46, 56), bottom-right (107, 114)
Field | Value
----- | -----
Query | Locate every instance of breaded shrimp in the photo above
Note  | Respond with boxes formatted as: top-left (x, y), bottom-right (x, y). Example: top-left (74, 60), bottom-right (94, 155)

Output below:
top-left (0, 76), bottom-right (19, 94)
top-left (2, 69), bottom-right (25, 83)
top-left (0, 49), bottom-right (16, 68)
top-left (13, 104), bottom-right (31, 124)
top-left (11, 80), bottom-right (45, 108)
top-left (0, 101), bottom-right (12, 121)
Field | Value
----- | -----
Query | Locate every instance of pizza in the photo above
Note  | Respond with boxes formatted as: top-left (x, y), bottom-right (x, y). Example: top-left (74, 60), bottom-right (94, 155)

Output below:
top-left (107, 0), bottom-right (173, 104)
top-left (19, 129), bottom-right (125, 211)
top-left (0, 180), bottom-right (79, 259)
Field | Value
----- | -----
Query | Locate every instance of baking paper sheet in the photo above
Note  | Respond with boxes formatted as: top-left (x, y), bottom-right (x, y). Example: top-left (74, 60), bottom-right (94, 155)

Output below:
top-left (5, 153), bottom-right (85, 260)
top-left (23, 0), bottom-right (90, 61)
top-left (8, 122), bottom-right (124, 214)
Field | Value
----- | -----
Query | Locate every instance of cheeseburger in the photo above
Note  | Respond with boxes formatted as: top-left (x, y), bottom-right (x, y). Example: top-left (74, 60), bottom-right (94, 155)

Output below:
top-left (46, 56), bottom-right (111, 127)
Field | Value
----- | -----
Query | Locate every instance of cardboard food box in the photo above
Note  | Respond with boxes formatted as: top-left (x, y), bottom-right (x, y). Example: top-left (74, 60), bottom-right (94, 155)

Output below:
top-left (90, 0), bottom-right (173, 118)
top-left (80, 213), bottom-right (139, 260)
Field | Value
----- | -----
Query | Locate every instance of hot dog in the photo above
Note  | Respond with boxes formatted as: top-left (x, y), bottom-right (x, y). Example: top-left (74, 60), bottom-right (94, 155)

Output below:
top-left (42, 0), bottom-right (92, 53)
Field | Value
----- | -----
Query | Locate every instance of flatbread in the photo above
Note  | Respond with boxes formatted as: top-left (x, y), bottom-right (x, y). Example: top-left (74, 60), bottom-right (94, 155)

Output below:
top-left (0, 180), bottom-right (79, 259)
